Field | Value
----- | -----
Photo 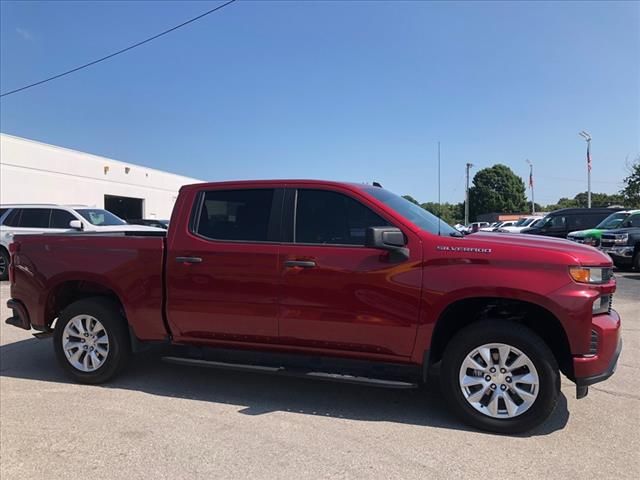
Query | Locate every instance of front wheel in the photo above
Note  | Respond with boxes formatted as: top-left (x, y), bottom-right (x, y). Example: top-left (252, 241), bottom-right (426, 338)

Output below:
top-left (54, 297), bottom-right (131, 384)
top-left (440, 321), bottom-right (559, 434)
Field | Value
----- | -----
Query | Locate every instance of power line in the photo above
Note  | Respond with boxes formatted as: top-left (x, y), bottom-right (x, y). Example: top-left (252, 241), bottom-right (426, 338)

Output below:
top-left (0, 0), bottom-right (238, 98)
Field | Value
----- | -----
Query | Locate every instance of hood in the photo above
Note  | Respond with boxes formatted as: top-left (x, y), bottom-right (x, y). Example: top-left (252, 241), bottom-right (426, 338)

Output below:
top-left (442, 232), bottom-right (612, 266)
top-left (567, 228), bottom-right (599, 238)
top-left (602, 227), bottom-right (640, 235)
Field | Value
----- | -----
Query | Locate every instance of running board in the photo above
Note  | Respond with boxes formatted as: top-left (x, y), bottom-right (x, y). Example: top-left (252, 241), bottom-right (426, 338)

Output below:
top-left (162, 356), bottom-right (419, 389)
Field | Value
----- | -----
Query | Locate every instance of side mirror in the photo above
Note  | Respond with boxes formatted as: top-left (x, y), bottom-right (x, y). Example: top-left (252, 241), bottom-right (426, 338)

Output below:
top-left (365, 227), bottom-right (409, 260)
top-left (69, 220), bottom-right (83, 230)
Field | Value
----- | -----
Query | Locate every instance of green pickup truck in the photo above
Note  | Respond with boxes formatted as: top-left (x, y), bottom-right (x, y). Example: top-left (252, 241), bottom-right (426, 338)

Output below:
top-left (567, 210), bottom-right (640, 246)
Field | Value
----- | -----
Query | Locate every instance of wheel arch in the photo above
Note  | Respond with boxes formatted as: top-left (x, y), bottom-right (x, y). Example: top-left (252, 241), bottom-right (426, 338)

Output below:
top-left (427, 297), bottom-right (574, 380)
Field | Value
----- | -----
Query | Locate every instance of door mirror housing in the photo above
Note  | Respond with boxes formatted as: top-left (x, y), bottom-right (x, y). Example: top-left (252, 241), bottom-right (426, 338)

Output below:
top-left (69, 220), bottom-right (83, 230)
top-left (366, 227), bottom-right (409, 260)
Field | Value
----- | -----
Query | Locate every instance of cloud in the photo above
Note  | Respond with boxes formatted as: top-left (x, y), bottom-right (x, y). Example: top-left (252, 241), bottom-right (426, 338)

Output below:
top-left (16, 27), bottom-right (34, 41)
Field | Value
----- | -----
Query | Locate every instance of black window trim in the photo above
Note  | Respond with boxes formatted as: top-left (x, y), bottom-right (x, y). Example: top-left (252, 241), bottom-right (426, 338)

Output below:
top-left (189, 187), bottom-right (285, 245)
top-left (288, 187), bottom-right (400, 248)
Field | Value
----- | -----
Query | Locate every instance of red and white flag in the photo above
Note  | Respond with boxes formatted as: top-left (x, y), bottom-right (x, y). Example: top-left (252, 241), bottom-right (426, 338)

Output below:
top-left (587, 143), bottom-right (592, 172)
top-left (529, 170), bottom-right (534, 188)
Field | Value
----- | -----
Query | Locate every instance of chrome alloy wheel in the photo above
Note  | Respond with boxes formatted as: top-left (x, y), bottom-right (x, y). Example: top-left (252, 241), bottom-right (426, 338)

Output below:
top-left (62, 315), bottom-right (110, 372)
top-left (459, 343), bottom-right (540, 419)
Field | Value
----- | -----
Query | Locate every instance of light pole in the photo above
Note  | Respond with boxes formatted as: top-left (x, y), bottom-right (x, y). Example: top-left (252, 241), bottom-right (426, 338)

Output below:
top-left (465, 162), bottom-right (474, 226)
top-left (579, 131), bottom-right (592, 208)
top-left (526, 159), bottom-right (534, 214)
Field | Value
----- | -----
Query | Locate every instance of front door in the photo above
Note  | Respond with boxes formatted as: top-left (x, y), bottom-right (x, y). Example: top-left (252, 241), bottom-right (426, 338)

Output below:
top-left (166, 188), bottom-right (283, 344)
top-left (278, 187), bottom-right (422, 358)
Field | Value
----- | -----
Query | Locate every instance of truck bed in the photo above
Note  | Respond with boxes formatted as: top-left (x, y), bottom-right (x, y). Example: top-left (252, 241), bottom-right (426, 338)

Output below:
top-left (9, 233), bottom-right (168, 340)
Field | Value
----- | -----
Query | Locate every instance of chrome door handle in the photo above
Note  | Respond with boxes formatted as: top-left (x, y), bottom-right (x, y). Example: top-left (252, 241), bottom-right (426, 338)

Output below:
top-left (284, 260), bottom-right (316, 268)
top-left (176, 256), bottom-right (203, 264)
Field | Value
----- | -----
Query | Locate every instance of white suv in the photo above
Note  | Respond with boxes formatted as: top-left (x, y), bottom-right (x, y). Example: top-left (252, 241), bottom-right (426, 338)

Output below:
top-left (0, 205), bottom-right (163, 280)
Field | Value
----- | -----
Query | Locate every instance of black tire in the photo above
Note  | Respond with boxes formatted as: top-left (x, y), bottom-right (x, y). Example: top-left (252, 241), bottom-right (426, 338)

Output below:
top-left (0, 247), bottom-right (9, 281)
top-left (54, 297), bottom-right (131, 384)
top-left (440, 320), bottom-right (559, 434)
top-left (634, 252), bottom-right (640, 272)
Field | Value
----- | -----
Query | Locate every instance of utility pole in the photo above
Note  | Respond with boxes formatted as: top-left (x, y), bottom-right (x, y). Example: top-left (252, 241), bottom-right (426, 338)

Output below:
top-left (579, 131), bottom-right (592, 208)
top-left (526, 159), bottom-right (535, 214)
top-left (465, 162), bottom-right (474, 226)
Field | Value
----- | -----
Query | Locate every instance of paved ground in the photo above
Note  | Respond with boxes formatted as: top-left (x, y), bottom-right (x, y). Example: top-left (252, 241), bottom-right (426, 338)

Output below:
top-left (1, 274), bottom-right (638, 480)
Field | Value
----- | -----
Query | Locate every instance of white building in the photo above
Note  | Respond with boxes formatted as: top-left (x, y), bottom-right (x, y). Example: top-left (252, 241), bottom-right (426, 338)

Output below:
top-left (0, 133), bottom-right (202, 220)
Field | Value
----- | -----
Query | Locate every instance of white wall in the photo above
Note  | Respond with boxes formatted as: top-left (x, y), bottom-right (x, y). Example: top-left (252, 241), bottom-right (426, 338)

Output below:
top-left (0, 134), bottom-right (202, 219)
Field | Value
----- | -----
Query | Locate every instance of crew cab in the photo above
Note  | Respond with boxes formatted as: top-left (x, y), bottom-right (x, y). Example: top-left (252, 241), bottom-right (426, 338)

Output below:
top-left (5, 180), bottom-right (622, 434)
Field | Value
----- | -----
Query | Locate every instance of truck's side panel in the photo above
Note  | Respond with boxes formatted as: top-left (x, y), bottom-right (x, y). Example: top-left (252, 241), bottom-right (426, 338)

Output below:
top-left (10, 235), bottom-right (166, 340)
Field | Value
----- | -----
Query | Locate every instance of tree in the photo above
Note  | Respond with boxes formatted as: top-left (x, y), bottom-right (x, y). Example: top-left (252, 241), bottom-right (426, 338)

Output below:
top-left (468, 164), bottom-right (527, 220)
top-left (620, 156), bottom-right (640, 208)
top-left (402, 195), bottom-right (420, 206)
top-left (421, 202), bottom-right (464, 225)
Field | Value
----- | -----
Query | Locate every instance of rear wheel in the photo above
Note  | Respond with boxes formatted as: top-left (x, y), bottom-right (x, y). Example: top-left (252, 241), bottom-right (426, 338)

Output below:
top-left (54, 297), bottom-right (130, 384)
top-left (634, 251), bottom-right (640, 271)
top-left (440, 320), bottom-right (559, 434)
top-left (0, 247), bottom-right (9, 281)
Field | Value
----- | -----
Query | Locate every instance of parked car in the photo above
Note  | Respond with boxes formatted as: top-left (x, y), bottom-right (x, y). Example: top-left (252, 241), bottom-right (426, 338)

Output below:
top-left (567, 210), bottom-right (640, 247)
top-left (600, 215), bottom-right (640, 270)
top-left (5, 180), bottom-right (621, 434)
top-left (128, 219), bottom-right (170, 229)
top-left (0, 205), bottom-right (164, 280)
top-left (465, 221), bottom-right (490, 234)
top-left (520, 208), bottom-right (625, 238)
top-left (498, 216), bottom-right (543, 233)
top-left (479, 221), bottom-right (511, 232)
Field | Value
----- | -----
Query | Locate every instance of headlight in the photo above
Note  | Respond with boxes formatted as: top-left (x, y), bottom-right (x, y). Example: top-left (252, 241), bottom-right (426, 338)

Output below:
top-left (569, 266), bottom-right (613, 284)
top-left (583, 237), bottom-right (597, 246)
top-left (592, 295), bottom-right (611, 315)
top-left (613, 233), bottom-right (629, 245)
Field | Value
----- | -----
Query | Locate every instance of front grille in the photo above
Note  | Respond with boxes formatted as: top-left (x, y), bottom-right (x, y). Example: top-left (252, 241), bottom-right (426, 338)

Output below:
top-left (603, 268), bottom-right (614, 283)
top-left (589, 329), bottom-right (599, 355)
top-left (608, 295), bottom-right (613, 314)
top-left (601, 237), bottom-right (615, 247)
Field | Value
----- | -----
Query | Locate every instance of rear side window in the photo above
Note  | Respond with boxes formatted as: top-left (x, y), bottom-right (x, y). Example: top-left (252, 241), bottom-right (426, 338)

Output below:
top-left (19, 208), bottom-right (51, 228)
top-left (295, 189), bottom-right (389, 245)
top-left (195, 189), bottom-right (276, 242)
top-left (51, 209), bottom-right (77, 228)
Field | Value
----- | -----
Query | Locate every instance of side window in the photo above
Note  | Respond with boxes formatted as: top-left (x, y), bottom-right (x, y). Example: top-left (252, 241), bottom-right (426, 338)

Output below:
top-left (51, 209), bottom-right (77, 228)
top-left (295, 189), bottom-right (389, 245)
top-left (3, 209), bottom-right (21, 227)
top-left (627, 214), bottom-right (640, 228)
top-left (195, 189), bottom-right (276, 242)
top-left (548, 216), bottom-right (566, 229)
top-left (19, 209), bottom-right (52, 228)
top-left (567, 215), bottom-right (584, 229)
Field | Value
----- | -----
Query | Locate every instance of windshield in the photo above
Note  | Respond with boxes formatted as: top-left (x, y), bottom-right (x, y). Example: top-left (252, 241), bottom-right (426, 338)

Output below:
top-left (595, 212), bottom-right (629, 230)
top-left (531, 217), bottom-right (547, 228)
top-left (513, 217), bottom-right (534, 227)
top-left (76, 209), bottom-right (126, 226)
top-left (363, 187), bottom-right (459, 236)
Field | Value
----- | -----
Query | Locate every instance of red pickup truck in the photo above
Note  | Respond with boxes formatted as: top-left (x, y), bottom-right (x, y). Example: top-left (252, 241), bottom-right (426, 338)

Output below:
top-left (6, 180), bottom-right (621, 433)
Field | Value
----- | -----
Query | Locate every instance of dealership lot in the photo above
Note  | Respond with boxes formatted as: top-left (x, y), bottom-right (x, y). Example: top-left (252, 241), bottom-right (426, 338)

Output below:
top-left (0, 274), bottom-right (638, 480)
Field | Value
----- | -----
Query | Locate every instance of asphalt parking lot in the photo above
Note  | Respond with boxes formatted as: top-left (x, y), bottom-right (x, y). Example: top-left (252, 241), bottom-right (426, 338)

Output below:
top-left (1, 274), bottom-right (638, 480)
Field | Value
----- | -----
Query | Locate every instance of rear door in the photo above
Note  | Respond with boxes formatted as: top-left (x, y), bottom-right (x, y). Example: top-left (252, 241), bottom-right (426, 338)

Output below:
top-left (166, 187), bottom-right (283, 343)
top-left (277, 186), bottom-right (422, 358)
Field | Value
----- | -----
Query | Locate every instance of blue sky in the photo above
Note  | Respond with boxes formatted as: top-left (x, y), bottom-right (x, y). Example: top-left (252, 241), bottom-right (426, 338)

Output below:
top-left (1, 0), bottom-right (638, 205)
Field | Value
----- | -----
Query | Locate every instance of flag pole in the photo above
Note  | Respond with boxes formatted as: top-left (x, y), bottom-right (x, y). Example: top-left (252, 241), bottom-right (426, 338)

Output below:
top-left (526, 159), bottom-right (534, 215)
top-left (579, 131), bottom-right (592, 208)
